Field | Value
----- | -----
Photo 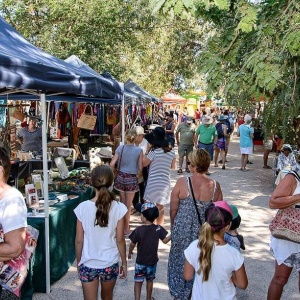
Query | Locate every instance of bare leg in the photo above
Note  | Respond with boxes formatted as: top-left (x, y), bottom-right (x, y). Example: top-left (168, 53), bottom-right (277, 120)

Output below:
top-left (123, 192), bottom-right (136, 235)
top-left (101, 279), bottom-right (117, 300)
top-left (263, 149), bottom-right (271, 166)
top-left (178, 156), bottom-right (183, 170)
top-left (243, 154), bottom-right (248, 169)
top-left (214, 148), bottom-right (220, 166)
top-left (134, 281), bottom-right (143, 300)
top-left (82, 279), bottom-right (99, 300)
top-left (155, 203), bottom-right (164, 225)
top-left (146, 280), bottom-right (154, 300)
top-left (267, 261), bottom-right (292, 300)
top-left (220, 150), bottom-right (226, 168)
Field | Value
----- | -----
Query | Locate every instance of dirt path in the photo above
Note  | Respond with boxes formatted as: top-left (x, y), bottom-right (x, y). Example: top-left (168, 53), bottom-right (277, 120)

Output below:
top-left (33, 135), bottom-right (300, 300)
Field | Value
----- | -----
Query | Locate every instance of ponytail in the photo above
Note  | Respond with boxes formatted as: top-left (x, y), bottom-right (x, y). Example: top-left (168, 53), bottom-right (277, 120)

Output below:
top-left (90, 165), bottom-right (115, 227)
top-left (94, 186), bottom-right (115, 227)
top-left (197, 222), bottom-right (215, 281)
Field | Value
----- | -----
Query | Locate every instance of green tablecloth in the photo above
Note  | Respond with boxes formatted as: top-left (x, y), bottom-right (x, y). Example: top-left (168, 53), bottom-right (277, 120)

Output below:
top-left (21, 188), bottom-right (94, 299)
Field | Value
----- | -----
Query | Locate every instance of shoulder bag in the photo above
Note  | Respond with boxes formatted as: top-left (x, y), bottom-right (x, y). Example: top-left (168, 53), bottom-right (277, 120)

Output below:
top-left (269, 170), bottom-right (300, 243)
top-left (0, 225), bottom-right (39, 297)
top-left (77, 104), bottom-right (97, 130)
top-left (114, 145), bottom-right (124, 178)
top-left (188, 177), bottom-right (202, 225)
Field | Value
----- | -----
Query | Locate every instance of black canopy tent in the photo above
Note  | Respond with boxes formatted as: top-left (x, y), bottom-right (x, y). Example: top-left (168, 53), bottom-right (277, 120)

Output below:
top-left (124, 78), bottom-right (161, 103)
top-left (65, 55), bottom-right (143, 103)
top-left (0, 16), bottom-right (124, 294)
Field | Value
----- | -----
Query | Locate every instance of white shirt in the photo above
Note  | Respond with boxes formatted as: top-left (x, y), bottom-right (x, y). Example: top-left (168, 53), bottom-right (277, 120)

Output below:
top-left (74, 200), bottom-right (127, 268)
top-left (138, 138), bottom-right (148, 154)
top-left (0, 188), bottom-right (27, 237)
top-left (184, 240), bottom-right (244, 300)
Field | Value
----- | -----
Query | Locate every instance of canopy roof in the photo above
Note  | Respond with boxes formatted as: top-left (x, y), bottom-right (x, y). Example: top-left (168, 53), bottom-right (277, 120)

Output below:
top-left (0, 17), bottom-right (123, 101)
top-left (124, 79), bottom-right (160, 102)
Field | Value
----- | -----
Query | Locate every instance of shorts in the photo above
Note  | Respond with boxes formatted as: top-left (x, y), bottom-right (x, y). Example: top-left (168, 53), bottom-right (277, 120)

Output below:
top-left (216, 140), bottom-right (226, 150)
top-left (78, 263), bottom-right (119, 283)
top-left (198, 142), bottom-right (214, 161)
top-left (114, 171), bottom-right (139, 192)
top-left (264, 140), bottom-right (273, 150)
top-left (240, 147), bottom-right (253, 155)
top-left (178, 144), bottom-right (194, 158)
top-left (134, 263), bottom-right (157, 282)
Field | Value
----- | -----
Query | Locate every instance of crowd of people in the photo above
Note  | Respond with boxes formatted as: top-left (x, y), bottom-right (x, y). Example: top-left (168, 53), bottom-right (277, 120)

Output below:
top-left (2, 103), bottom-right (298, 299)
top-left (71, 106), bottom-right (300, 300)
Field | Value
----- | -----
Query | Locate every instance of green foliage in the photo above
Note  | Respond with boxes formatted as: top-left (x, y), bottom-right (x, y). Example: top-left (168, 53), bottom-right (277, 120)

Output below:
top-left (0, 0), bottom-right (203, 97)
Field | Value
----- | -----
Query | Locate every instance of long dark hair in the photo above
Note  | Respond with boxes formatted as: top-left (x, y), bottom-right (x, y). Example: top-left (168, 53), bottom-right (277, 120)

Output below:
top-left (0, 147), bottom-right (11, 182)
top-left (91, 165), bottom-right (115, 227)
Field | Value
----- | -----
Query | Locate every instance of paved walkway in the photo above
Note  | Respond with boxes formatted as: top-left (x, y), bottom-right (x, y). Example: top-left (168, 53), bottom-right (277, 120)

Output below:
top-left (33, 135), bottom-right (300, 300)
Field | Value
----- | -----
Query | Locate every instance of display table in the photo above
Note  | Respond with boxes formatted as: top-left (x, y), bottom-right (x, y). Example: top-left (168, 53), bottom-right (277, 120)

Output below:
top-left (20, 188), bottom-right (94, 299)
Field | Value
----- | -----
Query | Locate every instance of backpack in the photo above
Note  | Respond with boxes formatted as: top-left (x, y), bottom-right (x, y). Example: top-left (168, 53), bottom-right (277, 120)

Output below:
top-left (216, 123), bottom-right (225, 138)
top-left (224, 118), bottom-right (233, 135)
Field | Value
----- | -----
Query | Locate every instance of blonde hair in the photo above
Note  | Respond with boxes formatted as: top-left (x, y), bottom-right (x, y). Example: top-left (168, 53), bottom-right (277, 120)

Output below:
top-left (91, 165), bottom-right (114, 227)
top-left (197, 205), bottom-right (232, 281)
top-left (188, 149), bottom-right (210, 173)
top-left (197, 223), bottom-right (214, 281)
top-left (125, 129), bottom-right (137, 144)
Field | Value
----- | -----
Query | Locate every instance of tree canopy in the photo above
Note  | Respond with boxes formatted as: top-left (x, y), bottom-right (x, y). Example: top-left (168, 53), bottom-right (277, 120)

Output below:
top-left (151, 0), bottom-right (300, 143)
top-left (0, 0), bottom-right (204, 97)
top-left (1, 0), bottom-right (300, 142)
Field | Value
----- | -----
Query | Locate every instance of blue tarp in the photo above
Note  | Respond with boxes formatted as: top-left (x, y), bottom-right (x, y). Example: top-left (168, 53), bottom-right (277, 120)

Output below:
top-left (0, 17), bottom-right (123, 101)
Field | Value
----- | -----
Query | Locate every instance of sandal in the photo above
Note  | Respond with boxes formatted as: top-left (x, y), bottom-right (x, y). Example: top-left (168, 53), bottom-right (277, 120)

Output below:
top-left (185, 168), bottom-right (190, 173)
top-left (263, 165), bottom-right (272, 169)
top-left (213, 164), bottom-right (218, 167)
top-left (177, 169), bottom-right (183, 174)
top-left (222, 165), bottom-right (225, 170)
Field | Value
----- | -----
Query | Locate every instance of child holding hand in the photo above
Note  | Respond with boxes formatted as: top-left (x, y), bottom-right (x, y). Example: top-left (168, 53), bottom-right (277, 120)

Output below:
top-left (128, 202), bottom-right (171, 300)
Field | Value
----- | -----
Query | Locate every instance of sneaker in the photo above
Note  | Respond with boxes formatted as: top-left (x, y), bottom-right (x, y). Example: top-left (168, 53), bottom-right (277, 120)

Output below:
top-left (177, 169), bottom-right (183, 174)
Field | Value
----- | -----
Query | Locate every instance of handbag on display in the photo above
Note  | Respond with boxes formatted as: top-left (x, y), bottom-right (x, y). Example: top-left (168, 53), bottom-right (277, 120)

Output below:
top-left (269, 170), bottom-right (300, 243)
top-left (77, 104), bottom-right (97, 131)
top-left (0, 225), bottom-right (39, 297)
top-left (12, 106), bottom-right (25, 122)
top-left (56, 103), bottom-right (71, 125)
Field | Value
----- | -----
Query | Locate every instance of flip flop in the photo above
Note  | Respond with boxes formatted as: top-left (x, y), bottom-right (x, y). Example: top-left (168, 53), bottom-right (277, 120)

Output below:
top-left (263, 165), bottom-right (272, 169)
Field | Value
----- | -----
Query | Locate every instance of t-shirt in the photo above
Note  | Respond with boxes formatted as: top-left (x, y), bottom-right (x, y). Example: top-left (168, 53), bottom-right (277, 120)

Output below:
top-left (238, 124), bottom-right (254, 148)
top-left (129, 224), bottom-right (168, 265)
top-left (196, 124), bottom-right (217, 144)
top-left (184, 239), bottom-right (244, 300)
top-left (0, 188), bottom-right (27, 234)
top-left (116, 144), bottom-right (142, 174)
top-left (17, 127), bottom-right (42, 153)
top-left (176, 123), bottom-right (196, 145)
top-left (74, 200), bottom-right (127, 268)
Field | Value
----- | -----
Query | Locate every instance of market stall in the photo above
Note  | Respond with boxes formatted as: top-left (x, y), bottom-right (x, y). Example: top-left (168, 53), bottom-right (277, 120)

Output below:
top-left (0, 16), bottom-right (123, 296)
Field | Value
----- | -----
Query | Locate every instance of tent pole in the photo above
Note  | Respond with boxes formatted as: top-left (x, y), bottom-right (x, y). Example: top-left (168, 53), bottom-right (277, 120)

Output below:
top-left (121, 91), bottom-right (125, 144)
top-left (41, 93), bottom-right (51, 293)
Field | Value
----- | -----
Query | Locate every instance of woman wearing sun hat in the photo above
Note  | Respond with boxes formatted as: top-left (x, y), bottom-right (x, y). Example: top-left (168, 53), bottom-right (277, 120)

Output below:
top-left (143, 126), bottom-right (176, 226)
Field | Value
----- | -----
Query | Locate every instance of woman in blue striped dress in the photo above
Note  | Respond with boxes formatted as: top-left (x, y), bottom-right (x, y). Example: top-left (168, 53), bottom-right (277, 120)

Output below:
top-left (143, 126), bottom-right (176, 225)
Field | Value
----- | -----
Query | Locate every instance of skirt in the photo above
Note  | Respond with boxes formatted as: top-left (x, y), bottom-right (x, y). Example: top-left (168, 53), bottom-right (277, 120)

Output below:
top-left (114, 171), bottom-right (139, 193)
